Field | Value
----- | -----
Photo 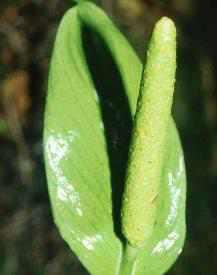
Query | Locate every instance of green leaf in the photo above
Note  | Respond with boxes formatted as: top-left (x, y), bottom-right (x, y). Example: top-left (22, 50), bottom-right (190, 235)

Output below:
top-left (43, 2), bottom-right (186, 275)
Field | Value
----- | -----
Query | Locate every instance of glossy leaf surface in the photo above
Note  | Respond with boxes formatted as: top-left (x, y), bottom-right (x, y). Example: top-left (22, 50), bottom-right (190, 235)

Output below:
top-left (44, 2), bottom-right (186, 274)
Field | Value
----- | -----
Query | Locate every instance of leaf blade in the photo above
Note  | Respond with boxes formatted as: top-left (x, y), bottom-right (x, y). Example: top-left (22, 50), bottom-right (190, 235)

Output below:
top-left (44, 7), bottom-right (122, 275)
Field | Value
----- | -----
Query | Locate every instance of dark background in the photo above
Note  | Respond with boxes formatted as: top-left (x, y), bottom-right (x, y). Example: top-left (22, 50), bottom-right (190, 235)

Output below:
top-left (0, 0), bottom-right (216, 274)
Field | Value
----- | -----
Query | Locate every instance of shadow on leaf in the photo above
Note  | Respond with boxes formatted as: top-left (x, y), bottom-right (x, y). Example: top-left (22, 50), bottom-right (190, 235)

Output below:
top-left (82, 25), bottom-right (132, 241)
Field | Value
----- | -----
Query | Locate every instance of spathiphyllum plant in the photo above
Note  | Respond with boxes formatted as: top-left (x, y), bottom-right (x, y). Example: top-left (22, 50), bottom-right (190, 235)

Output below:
top-left (44, 1), bottom-right (186, 274)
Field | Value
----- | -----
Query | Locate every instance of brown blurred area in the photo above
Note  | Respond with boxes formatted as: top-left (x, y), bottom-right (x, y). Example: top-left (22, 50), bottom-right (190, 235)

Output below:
top-left (0, 1), bottom-right (217, 275)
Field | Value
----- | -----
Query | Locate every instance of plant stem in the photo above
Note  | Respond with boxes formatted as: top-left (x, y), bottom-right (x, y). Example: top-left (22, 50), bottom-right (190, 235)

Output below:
top-left (119, 244), bottom-right (140, 275)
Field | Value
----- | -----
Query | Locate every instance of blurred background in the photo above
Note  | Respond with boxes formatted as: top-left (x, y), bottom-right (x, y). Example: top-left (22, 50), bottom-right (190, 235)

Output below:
top-left (0, 0), bottom-right (216, 274)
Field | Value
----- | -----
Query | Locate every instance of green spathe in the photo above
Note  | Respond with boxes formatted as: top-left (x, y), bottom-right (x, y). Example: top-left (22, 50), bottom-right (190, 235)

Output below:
top-left (44, 2), bottom-right (186, 274)
top-left (121, 17), bottom-right (177, 248)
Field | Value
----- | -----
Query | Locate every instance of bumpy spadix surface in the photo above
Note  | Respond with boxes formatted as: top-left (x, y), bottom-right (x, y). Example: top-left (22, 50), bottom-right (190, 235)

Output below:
top-left (44, 2), bottom-right (186, 275)
top-left (121, 17), bottom-right (177, 248)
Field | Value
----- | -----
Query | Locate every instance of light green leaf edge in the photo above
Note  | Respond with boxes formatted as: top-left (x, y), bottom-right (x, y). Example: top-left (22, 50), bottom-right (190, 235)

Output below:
top-left (44, 2), bottom-right (186, 275)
